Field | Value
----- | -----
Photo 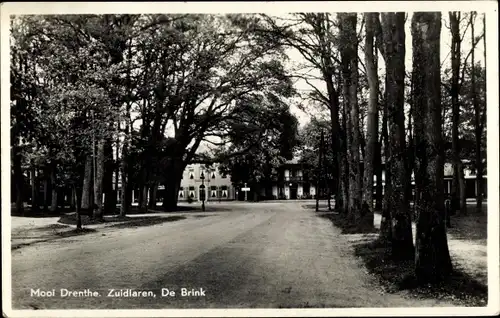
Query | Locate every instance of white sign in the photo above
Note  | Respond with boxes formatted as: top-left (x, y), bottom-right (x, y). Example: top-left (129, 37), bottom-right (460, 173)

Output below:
top-left (242, 187), bottom-right (251, 191)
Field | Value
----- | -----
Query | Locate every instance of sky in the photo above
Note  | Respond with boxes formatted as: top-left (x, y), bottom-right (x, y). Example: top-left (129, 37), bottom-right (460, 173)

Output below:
top-left (1, 3), bottom-right (491, 156)
top-left (192, 11), bottom-right (488, 154)
top-left (286, 12), bottom-right (487, 129)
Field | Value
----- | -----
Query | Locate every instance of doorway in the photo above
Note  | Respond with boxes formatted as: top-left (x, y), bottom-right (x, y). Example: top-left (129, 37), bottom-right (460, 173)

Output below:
top-left (289, 183), bottom-right (298, 199)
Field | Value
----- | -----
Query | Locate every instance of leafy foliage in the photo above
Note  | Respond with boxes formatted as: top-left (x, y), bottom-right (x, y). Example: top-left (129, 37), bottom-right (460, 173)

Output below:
top-left (216, 94), bottom-right (300, 187)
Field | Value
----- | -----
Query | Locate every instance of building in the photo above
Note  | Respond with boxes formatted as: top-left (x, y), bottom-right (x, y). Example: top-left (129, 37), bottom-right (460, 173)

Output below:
top-left (177, 163), bottom-right (235, 202)
top-left (14, 159), bottom-right (486, 208)
top-left (270, 158), bottom-right (317, 200)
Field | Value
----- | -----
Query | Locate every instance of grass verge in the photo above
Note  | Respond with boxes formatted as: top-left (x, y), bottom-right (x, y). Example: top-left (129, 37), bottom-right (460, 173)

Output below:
top-left (353, 238), bottom-right (488, 307)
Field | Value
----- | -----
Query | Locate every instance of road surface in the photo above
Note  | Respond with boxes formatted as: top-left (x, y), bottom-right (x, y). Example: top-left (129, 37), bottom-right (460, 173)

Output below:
top-left (10, 202), bottom-right (452, 309)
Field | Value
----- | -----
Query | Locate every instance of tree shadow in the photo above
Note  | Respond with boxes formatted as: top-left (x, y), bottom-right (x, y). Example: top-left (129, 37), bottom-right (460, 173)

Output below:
top-left (105, 216), bottom-right (187, 229)
top-left (318, 212), bottom-right (378, 234)
top-left (353, 238), bottom-right (488, 307)
top-left (11, 228), bottom-right (97, 250)
top-left (193, 214), bottom-right (215, 218)
top-left (11, 207), bottom-right (65, 218)
top-left (447, 213), bottom-right (487, 242)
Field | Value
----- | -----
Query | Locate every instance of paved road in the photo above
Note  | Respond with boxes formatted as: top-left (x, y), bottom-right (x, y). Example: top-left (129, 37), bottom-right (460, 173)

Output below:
top-left (11, 202), bottom-right (452, 309)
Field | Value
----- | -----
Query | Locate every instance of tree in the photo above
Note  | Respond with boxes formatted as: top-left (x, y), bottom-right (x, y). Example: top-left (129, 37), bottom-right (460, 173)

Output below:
top-left (375, 13), bottom-right (414, 259)
top-left (412, 12), bottom-right (453, 283)
top-left (264, 13), bottom-right (344, 211)
top-left (448, 12), bottom-right (467, 215)
top-left (362, 12), bottom-right (379, 222)
top-left (470, 12), bottom-right (486, 212)
top-left (217, 94), bottom-right (299, 200)
top-left (131, 14), bottom-right (296, 211)
top-left (339, 13), bottom-right (364, 224)
top-left (379, 81), bottom-right (392, 242)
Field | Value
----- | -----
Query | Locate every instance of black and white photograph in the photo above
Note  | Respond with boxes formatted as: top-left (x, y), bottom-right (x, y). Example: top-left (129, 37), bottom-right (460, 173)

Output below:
top-left (1, 1), bottom-right (499, 317)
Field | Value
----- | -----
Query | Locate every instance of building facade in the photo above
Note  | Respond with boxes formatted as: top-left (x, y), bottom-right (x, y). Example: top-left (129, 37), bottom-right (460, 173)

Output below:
top-left (177, 163), bottom-right (235, 202)
top-left (13, 159), bottom-right (486, 208)
top-left (270, 159), bottom-right (317, 200)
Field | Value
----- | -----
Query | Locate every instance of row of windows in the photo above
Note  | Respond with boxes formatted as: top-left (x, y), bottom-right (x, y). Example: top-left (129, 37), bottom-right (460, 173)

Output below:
top-left (182, 170), bottom-right (227, 180)
top-left (179, 186), bottom-right (228, 191)
top-left (179, 186), bottom-right (230, 199)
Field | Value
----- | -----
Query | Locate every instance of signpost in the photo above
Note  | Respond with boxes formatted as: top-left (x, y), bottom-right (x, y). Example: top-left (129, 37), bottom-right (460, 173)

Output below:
top-left (242, 183), bottom-right (251, 201)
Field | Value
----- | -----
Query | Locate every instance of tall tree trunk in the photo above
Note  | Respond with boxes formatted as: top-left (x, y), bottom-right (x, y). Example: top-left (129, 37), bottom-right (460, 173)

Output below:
top-left (139, 182), bottom-right (148, 213)
top-left (74, 185), bottom-right (82, 230)
top-left (31, 167), bottom-right (39, 213)
top-left (93, 139), bottom-right (105, 220)
top-left (471, 12), bottom-right (483, 213)
top-left (406, 107), bottom-right (415, 212)
top-left (340, 113), bottom-right (349, 214)
top-left (120, 129), bottom-right (130, 217)
top-left (449, 12), bottom-right (467, 215)
top-left (138, 179), bottom-right (144, 207)
top-left (70, 186), bottom-right (76, 210)
top-left (325, 74), bottom-right (341, 211)
top-left (148, 182), bottom-right (158, 209)
top-left (316, 131), bottom-right (324, 212)
top-left (340, 13), bottom-right (361, 222)
top-left (81, 155), bottom-right (93, 209)
top-left (380, 82), bottom-right (392, 243)
top-left (412, 12), bottom-right (453, 283)
top-left (120, 154), bottom-right (129, 217)
top-left (375, 139), bottom-right (383, 211)
top-left (43, 172), bottom-right (49, 212)
top-left (362, 12), bottom-right (379, 226)
top-left (103, 139), bottom-right (115, 215)
top-left (12, 145), bottom-right (24, 215)
top-left (380, 13), bottom-right (414, 259)
top-left (163, 158), bottom-right (185, 211)
top-left (50, 165), bottom-right (58, 213)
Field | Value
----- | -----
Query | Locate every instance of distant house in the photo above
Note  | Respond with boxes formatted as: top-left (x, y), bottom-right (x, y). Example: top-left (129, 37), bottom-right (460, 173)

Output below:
top-left (269, 158), bottom-right (317, 200)
top-left (258, 158), bottom-right (488, 201)
top-left (177, 163), bottom-right (235, 202)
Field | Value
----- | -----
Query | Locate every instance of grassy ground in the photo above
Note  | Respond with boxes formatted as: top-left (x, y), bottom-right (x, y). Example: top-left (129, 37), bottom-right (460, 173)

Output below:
top-left (309, 203), bottom-right (488, 307)
top-left (10, 204), bottom-right (209, 251)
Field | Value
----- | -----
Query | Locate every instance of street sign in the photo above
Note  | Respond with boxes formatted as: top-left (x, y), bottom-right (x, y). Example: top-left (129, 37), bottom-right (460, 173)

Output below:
top-left (242, 187), bottom-right (251, 191)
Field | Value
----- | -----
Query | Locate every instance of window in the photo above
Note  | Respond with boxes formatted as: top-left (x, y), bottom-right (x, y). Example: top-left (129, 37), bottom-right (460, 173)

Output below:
top-left (221, 186), bottom-right (228, 198)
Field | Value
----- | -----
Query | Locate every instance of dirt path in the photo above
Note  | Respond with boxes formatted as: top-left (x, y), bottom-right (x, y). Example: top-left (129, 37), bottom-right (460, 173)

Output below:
top-left (10, 202), bottom-right (454, 309)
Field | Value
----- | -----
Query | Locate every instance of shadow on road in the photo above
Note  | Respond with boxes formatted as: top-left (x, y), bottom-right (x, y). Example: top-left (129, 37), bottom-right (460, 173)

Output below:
top-left (106, 216), bottom-right (187, 229)
top-left (57, 214), bottom-right (188, 227)
top-left (305, 204), bottom-right (377, 234)
top-left (12, 228), bottom-right (97, 250)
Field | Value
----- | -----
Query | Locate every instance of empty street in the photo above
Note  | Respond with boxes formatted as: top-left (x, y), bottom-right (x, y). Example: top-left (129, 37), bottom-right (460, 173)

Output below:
top-left (11, 202), bottom-right (453, 309)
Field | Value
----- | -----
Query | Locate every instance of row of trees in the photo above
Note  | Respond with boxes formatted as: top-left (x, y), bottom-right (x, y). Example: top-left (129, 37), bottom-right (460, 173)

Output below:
top-left (10, 14), bottom-right (299, 222)
top-left (265, 12), bottom-right (486, 283)
top-left (10, 11), bottom-right (487, 283)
